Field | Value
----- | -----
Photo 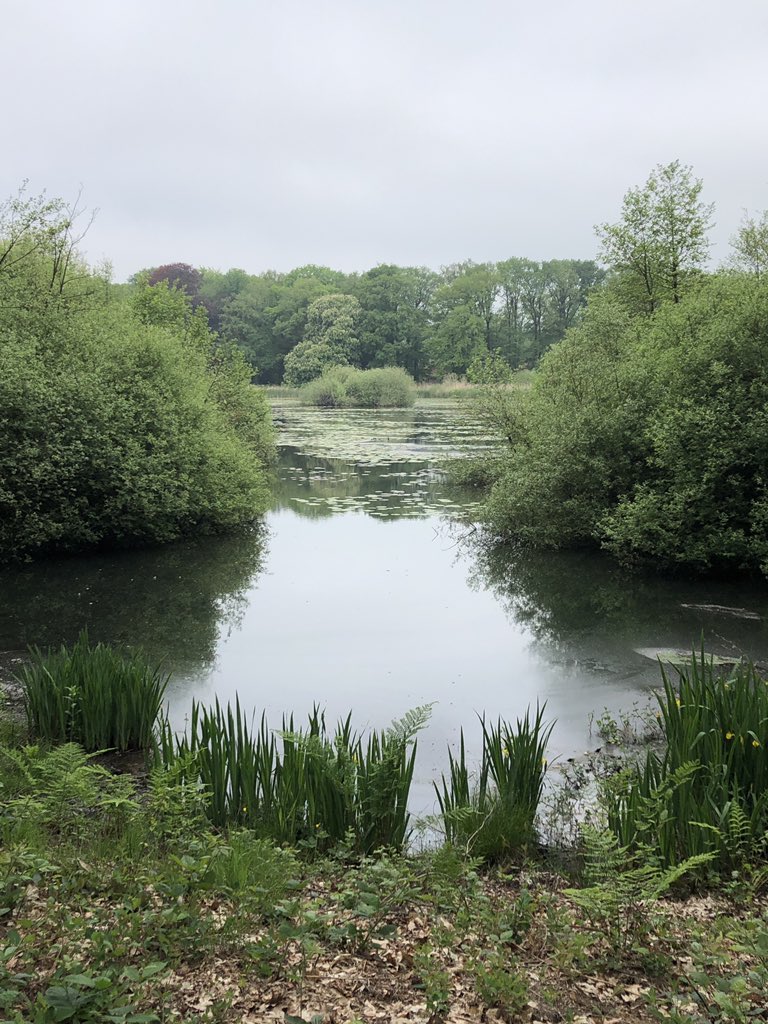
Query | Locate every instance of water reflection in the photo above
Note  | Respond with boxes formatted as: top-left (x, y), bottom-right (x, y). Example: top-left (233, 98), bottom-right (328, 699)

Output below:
top-left (275, 450), bottom-right (479, 520)
top-left (464, 536), bottom-right (768, 669)
top-left (272, 400), bottom-right (497, 465)
top-left (5, 399), bottom-right (768, 813)
top-left (0, 526), bottom-right (268, 674)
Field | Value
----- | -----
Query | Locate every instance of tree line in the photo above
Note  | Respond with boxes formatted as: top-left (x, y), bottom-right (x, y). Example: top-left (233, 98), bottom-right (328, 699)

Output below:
top-left (133, 256), bottom-right (604, 384)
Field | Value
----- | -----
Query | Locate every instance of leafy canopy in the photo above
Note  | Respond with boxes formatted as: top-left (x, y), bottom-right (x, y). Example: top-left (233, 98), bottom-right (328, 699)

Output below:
top-left (0, 187), bottom-right (274, 563)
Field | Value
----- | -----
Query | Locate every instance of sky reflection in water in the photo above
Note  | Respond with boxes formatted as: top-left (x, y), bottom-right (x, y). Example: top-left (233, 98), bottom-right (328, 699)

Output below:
top-left (2, 399), bottom-right (768, 813)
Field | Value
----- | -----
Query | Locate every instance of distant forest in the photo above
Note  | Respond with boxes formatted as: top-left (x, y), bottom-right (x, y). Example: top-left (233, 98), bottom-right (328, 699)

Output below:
top-left (127, 258), bottom-right (604, 383)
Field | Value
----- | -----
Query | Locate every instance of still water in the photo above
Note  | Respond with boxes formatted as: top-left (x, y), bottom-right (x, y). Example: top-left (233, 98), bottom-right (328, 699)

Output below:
top-left (2, 399), bottom-right (768, 811)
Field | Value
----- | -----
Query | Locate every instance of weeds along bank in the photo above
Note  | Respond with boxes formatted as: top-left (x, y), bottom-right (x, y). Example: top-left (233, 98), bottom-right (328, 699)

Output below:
top-left (3, 637), bottom-right (768, 1021)
top-left (0, 191), bottom-right (275, 564)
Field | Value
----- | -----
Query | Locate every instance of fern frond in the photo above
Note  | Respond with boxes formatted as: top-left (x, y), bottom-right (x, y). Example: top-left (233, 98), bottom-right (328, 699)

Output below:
top-left (387, 704), bottom-right (434, 743)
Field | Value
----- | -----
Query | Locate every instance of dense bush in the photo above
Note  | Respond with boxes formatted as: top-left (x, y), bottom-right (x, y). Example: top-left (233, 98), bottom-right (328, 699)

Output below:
top-left (301, 364), bottom-right (354, 407)
top-left (483, 274), bottom-right (768, 576)
top-left (0, 191), bottom-right (274, 562)
top-left (301, 364), bottom-right (416, 408)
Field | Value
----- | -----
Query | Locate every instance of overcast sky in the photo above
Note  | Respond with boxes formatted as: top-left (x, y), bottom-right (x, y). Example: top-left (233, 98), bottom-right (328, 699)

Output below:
top-left (4, 0), bottom-right (767, 281)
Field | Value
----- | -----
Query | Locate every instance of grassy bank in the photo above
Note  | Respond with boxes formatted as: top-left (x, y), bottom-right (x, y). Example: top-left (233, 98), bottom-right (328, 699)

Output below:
top-left (1, 645), bottom-right (767, 1022)
top-left (263, 371), bottom-right (534, 405)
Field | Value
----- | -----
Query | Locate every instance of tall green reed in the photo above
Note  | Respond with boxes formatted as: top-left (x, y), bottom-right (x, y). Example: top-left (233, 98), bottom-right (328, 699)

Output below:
top-left (604, 653), bottom-right (768, 869)
top-left (19, 631), bottom-right (168, 752)
top-left (158, 700), bottom-right (430, 855)
top-left (436, 705), bottom-right (553, 861)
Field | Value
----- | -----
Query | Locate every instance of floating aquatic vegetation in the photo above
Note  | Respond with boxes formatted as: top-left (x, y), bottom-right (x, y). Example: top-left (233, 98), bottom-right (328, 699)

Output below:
top-left (272, 401), bottom-right (490, 521)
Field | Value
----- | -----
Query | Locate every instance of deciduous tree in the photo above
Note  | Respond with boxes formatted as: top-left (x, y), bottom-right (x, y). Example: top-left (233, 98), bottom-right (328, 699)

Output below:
top-left (596, 160), bottom-right (713, 312)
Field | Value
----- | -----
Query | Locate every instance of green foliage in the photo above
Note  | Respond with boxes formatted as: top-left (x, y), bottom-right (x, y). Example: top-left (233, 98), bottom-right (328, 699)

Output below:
top-left (661, 915), bottom-right (768, 1024)
top-left (0, 743), bottom-right (138, 858)
top-left (29, 961), bottom-right (166, 1023)
top-left (603, 655), bottom-right (768, 870)
top-left (470, 953), bottom-right (529, 1021)
top-left (282, 294), bottom-right (361, 386)
top-left (205, 831), bottom-right (300, 908)
top-left (345, 366), bottom-right (416, 407)
top-left (159, 700), bottom-right (430, 855)
top-left (175, 255), bottom-right (598, 386)
top-left (300, 365), bottom-right (355, 407)
top-left (301, 365), bottom-right (416, 408)
top-left (413, 944), bottom-right (452, 1018)
top-left (484, 272), bottom-right (768, 576)
top-left (729, 208), bottom-right (768, 279)
top-left (0, 191), bottom-right (274, 563)
top-left (597, 160), bottom-right (713, 312)
top-left (436, 705), bottom-right (553, 861)
top-left (565, 825), bottom-right (712, 959)
top-left (18, 633), bottom-right (168, 752)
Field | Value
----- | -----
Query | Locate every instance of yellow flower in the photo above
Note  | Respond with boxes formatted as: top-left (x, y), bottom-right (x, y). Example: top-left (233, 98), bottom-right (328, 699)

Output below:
top-left (726, 731), bottom-right (735, 740)
top-left (753, 739), bottom-right (761, 748)
top-left (502, 747), bottom-right (509, 757)
top-left (675, 698), bottom-right (681, 708)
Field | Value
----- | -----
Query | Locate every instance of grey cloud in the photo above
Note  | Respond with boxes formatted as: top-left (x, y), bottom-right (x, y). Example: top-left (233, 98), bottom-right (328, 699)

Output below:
top-left (4, 0), bottom-right (767, 279)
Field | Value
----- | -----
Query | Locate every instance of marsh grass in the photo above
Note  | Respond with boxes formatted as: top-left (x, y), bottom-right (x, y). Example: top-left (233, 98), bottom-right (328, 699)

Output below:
top-left (436, 705), bottom-right (553, 861)
top-left (159, 700), bottom-right (430, 854)
top-left (18, 632), bottom-right (168, 752)
top-left (604, 653), bottom-right (768, 869)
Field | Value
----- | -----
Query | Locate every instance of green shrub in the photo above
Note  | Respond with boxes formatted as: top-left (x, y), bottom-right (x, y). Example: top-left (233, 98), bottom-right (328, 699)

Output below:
top-left (301, 365), bottom-right (354, 407)
top-left (0, 193), bottom-right (274, 563)
top-left (483, 274), bottom-right (768, 577)
top-left (471, 952), bottom-right (529, 1021)
top-left (207, 831), bottom-right (300, 907)
top-left (445, 454), bottom-right (504, 490)
top-left (345, 366), bottom-right (416, 407)
top-left (300, 365), bottom-right (416, 408)
top-left (0, 742), bottom-right (138, 850)
top-left (564, 825), bottom-right (712, 959)
top-left (19, 632), bottom-right (168, 752)
top-left (436, 705), bottom-right (553, 861)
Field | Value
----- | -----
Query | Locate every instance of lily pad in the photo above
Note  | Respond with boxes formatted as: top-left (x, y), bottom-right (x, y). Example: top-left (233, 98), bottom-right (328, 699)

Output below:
top-left (634, 647), bottom-right (739, 667)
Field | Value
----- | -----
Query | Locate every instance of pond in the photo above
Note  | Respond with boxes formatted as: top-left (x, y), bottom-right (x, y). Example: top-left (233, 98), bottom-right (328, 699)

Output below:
top-left (2, 398), bottom-right (768, 815)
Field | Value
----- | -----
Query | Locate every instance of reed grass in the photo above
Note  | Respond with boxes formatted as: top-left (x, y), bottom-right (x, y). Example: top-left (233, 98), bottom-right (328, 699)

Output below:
top-left (18, 632), bottom-right (168, 752)
top-left (158, 700), bottom-right (430, 855)
top-left (604, 653), bottom-right (768, 869)
top-left (436, 705), bottom-right (553, 861)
